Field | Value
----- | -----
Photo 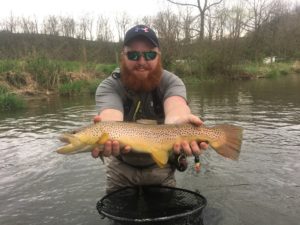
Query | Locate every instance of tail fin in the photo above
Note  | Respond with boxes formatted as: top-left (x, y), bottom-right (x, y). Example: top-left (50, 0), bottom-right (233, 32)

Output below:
top-left (210, 124), bottom-right (243, 160)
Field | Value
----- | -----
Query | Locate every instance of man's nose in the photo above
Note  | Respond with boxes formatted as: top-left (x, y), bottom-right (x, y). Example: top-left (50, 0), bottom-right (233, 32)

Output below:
top-left (137, 54), bottom-right (146, 63)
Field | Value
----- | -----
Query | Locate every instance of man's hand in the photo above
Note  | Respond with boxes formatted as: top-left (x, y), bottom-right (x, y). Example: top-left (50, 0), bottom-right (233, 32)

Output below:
top-left (164, 96), bottom-right (209, 156)
top-left (91, 115), bottom-right (131, 158)
top-left (167, 114), bottom-right (209, 156)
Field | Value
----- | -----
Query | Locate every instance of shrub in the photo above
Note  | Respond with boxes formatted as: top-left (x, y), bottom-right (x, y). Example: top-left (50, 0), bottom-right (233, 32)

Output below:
top-left (25, 56), bottom-right (64, 89)
top-left (58, 80), bottom-right (88, 96)
top-left (0, 92), bottom-right (25, 111)
top-left (87, 79), bottom-right (102, 95)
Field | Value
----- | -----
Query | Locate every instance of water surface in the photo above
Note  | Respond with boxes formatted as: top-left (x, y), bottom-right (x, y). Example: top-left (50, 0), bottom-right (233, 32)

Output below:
top-left (0, 75), bottom-right (299, 225)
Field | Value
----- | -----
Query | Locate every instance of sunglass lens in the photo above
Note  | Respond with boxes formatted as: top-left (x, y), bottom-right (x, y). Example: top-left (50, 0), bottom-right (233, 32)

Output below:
top-left (144, 51), bottom-right (157, 60)
top-left (126, 51), bottom-right (157, 61)
top-left (127, 51), bottom-right (140, 61)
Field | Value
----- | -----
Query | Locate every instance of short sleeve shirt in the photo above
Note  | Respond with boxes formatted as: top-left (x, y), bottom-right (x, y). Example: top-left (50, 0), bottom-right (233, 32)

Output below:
top-left (95, 69), bottom-right (187, 114)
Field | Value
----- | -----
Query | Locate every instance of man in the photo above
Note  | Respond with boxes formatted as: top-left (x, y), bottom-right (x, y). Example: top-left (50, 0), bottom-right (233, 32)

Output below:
top-left (92, 25), bottom-right (208, 193)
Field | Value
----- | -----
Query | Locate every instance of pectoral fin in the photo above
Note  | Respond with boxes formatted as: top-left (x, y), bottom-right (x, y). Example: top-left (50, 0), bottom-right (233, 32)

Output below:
top-left (98, 133), bottom-right (110, 144)
top-left (150, 149), bottom-right (169, 168)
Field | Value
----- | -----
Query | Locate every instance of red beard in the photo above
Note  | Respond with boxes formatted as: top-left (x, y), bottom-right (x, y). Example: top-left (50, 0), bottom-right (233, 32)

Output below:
top-left (120, 56), bottom-right (163, 92)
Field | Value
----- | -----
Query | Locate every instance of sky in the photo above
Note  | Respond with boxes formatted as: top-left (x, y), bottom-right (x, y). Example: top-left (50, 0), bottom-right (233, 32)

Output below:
top-left (0, 0), bottom-right (167, 21)
top-left (1, 0), bottom-right (300, 19)
top-left (2, 0), bottom-right (300, 22)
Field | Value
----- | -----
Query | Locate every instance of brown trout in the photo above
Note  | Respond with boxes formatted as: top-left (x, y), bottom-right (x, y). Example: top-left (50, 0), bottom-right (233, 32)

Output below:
top-left (56, 122), bottom-right (243, 167)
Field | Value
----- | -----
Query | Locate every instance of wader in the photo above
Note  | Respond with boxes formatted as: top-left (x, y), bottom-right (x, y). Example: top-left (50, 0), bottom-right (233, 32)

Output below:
top-left (105, 72), bottom-right (176, 193)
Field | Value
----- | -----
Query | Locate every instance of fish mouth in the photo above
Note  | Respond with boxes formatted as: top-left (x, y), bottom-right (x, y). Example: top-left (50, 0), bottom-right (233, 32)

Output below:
top-left (59, 135), bottom-right (70, 143)
top-left (56, 133), bottom-right (95, 154)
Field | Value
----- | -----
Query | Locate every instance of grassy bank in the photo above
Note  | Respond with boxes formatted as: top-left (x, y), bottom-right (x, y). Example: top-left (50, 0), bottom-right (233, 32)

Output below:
top-left (0, 84), bottom-right (25, 111)
top-left (0, 57), bottom-right (115, 91)
top-left (58, 78), bottom-right (102, 96)
top-left (173, 60), bottom-right (300, 82)
top-left (1, 57), bottom-right (299, 111)
top-left (233, 61), bottom-right (298, 79)
top-left (0, 57), bottom-right (116, 111)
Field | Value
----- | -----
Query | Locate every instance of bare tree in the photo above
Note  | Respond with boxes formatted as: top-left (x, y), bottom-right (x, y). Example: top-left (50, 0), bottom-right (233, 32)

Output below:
top-left (227, 5), bottom-right (246, 39)
top-left (77, 14), bottom-right (94, 40)
top-left (96, 15), bottom-right (113, 42)
top-left (178, 7), bottom-right (197, 43)
top-left (43, 15), bottom-right (59, 35)
top-left (5, 12), bottom-right (18, 33)
top-left (60, 16), bottom-right (76, 38)
top-left (153, 9), bottom-right (181, 66)
top-left (138, 16), bottom-right (153, 27)
top-left (243, 0), bottom-right (276, 32)
top-left (166, 0), bottom-right (223, 40)
top-left (115, 12), bottom-right (131, 42)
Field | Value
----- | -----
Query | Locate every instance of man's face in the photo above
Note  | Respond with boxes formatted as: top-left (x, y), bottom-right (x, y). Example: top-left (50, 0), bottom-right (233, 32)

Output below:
top-left (121, 38), bottom-right (162, 92)
top-left (122, 39), bottom-right (160, 79)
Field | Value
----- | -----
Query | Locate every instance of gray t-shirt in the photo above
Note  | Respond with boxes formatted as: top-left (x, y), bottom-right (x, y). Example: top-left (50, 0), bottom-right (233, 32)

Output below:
top-left (95, 69), bottom-right (187, 166)
top-left (95, 69), bottom-right (187, 113)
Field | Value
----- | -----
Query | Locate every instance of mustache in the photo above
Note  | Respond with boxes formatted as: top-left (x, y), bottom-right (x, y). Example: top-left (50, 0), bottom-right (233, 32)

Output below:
top-left (134, 64), bottom-right (150, 70)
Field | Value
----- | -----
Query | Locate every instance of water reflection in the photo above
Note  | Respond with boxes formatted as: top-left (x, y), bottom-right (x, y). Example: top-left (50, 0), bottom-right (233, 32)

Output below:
top-left (0, 75), bottom-right (300, 225)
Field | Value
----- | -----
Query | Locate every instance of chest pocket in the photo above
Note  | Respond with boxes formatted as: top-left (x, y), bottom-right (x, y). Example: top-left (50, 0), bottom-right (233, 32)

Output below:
top-left (123, 89), bottom-right (164, 123)
top-left (110, 71), bottom-right (165, 123)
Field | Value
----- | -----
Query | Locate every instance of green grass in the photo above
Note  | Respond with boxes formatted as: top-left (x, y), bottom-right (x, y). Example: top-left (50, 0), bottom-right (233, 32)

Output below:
top-left (233, 61), bottom-right (294, 79)
top-left (0, 59), bottom-right (24, 73)
top-left (0, 85), bottom-right (25, 111)
top-left (58, 80), bottom-right (88, 96)
top-left (58, 78), bottom-right (102, 96)
top-left (0, 84), bottom-right (9, 94)
top-left (95, 63), bottom-right (117, 75)
top-left (86, 79), bottom-right (102, 95)
top-left (0, 58), bottom-right (115, 90)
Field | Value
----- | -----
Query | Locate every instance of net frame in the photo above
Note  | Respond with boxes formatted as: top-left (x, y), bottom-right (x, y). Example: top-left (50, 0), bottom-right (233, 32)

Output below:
top-left (96, 186), bottom-right (207, 224)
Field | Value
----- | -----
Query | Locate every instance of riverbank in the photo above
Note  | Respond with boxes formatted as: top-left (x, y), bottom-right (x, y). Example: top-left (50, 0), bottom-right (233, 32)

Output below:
top-left (0, 59), bottom-right (299, 111)
top-left (0, 58), bottom-right (116, 111)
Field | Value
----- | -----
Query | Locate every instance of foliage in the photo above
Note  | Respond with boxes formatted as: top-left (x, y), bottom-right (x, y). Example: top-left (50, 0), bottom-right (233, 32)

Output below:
top-left (87, 79), bottom-right (102, 95)
top-left (58, 78), bottom-right (102, 96)
top-left (58, 80), bottom-right (88, 96)
top-left (0, 84), bottom-right (9, 94)
top-left (0, 59), bottom-right (23, 73)
top-left (232, 62), bottom-right (293, 79)
top-left (25, 56), bottom-right (65, 89)
top-left (95, 64), bottom-right (117, 75)
top-left (0, 1), bottom-right (299, 80)
top-left (0, 86), bottom-right (25, 111)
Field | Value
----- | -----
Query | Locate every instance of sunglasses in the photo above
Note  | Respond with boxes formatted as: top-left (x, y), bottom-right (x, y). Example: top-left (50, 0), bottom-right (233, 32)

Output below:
top-left (125, 51), bottom-right (159, 61)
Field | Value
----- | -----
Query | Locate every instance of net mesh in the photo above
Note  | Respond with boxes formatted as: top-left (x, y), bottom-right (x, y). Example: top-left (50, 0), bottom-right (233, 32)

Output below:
top-left (96, 186), bottom-right (206, 225)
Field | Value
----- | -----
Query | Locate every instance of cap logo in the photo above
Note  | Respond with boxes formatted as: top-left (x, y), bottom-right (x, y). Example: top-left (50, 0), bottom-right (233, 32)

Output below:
top-left (134, 27), bottom-right (149, 33)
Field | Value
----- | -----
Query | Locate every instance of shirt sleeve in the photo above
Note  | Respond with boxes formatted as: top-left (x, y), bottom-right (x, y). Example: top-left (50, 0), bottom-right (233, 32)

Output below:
top-left (160, 70), bottom-right (187, 101)
top-left (95, 77), bottom-right (124, 113)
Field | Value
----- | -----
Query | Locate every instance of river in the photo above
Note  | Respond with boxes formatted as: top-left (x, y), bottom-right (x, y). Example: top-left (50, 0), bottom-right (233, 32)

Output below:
top-left (0, 75), bottom-right (299, 225)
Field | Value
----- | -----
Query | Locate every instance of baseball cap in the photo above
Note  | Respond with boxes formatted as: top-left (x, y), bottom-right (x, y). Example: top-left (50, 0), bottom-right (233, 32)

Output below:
top-left (124, 25), bottom-right (159, 48)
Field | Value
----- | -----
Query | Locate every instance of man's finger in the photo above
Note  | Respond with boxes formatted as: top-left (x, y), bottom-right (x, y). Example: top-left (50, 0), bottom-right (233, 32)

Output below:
top-left (181, 141), bottom-right (192, 156)
top-left (173, 142), bottom-right (181, 154)
top-left (112, 140), bottom-right (120, 156)
top-left (91, 147), bottom-right (101, 158)
top-left (199, 142), bottom-right (209, 150)
top-left (188, 114), bottom-right (203, 126)
top-left (93, 115), bottom-right (101, 124)
top-left (190, 141), bottom-right (201, 155)
top-left (121, 145), bottom-right (131, 154)
top-left (103, 141), bottom-right (112, 156)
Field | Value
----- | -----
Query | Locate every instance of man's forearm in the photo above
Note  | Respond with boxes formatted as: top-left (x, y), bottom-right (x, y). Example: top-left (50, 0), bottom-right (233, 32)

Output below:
top-left (99, 109), bottom-right (123, 121)
top-left (164, 96), bottom-right (191, 124)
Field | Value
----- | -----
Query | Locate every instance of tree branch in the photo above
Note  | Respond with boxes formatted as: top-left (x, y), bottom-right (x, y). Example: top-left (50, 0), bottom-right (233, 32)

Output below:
top-left (166, 0), bottom-right (199, 8)
top-left (207, 0), bottom-right (223, 9)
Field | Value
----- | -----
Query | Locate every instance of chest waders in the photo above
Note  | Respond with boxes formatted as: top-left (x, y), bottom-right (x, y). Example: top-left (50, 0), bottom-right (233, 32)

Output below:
top-left (111, 72), bottom-right (187, 171)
